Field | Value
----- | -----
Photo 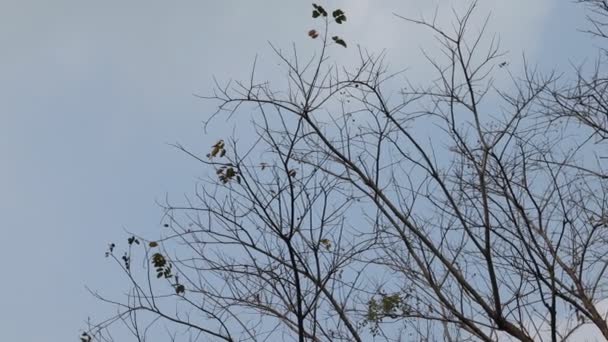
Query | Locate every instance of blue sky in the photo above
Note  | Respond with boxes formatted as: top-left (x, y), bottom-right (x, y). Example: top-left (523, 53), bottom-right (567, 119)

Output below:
top-left (0, 1), bottom-right (598, 340)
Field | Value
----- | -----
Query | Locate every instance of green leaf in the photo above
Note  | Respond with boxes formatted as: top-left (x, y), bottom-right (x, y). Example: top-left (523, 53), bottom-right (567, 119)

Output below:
top-left (332, 9), bottom-right (346, 23)
top-left (149, 241), bottom-right (158, 248)
top-left (320, 238), bottom-right (332, 250)
top-left (312, 4), bottom-right (327, 16)
top-left (312, 10), bottom-right (320, 18)
top-left (332, 36), bottom-right (347, 48)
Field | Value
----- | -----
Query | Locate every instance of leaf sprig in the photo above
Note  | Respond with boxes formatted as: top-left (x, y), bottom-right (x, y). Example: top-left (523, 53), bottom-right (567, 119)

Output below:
top-left (312, 4), bottom-right (328, 18)
top-left (309, 4), bottom-right (348, 48)
top-left (332, 36), bottom-right (347, 48)
top-left (332, 9), bottom-right (347, 24)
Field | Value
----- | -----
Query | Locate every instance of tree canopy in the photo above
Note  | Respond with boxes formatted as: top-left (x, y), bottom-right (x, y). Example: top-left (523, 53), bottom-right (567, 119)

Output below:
top-left (84, 2), bottom-right (608, 341)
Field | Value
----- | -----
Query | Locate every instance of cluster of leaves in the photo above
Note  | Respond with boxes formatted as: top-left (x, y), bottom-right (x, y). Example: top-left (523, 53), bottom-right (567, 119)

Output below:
top-left (332, 36), bottom-right (347, 48)
top-left (152, 252), bottom-right (173, 279)
top-left (207, 139), bottom-right (242, 184)
top-left (105, 243), bottom-right (116, 257)
top-left (319, 238), bottom-right (331, 250)
top-left (332, 9), bottom-right (346, 24)
top-left (364, 293), bottom-right (409, 336)
top-left (121, 253), bottom-right (131, 271)
top-left (120, 236), bottom-right (141, 270)
top-left (173, 275), bottom-right (185, 295)
top-left (207, 139), bottom-right (226, 159)
top-left (104, 238), bottom-right (139, 270)
top-left (217, 165), bottom-right (241, 184)
top-left (151, 252), bottom-right (185, 294)
top-left (310, 4), bottom-right (347, 48)
top-left (311, 3), bottom-right (327, 18)
top-left (127, 236), bottom-right (140, 246)
top-left (308, 29), bottom-right (319, 39)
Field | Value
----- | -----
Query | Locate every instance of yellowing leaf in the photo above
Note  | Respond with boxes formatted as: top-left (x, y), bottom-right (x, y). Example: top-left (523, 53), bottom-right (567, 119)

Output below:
top-left (320, 238), bottom-right (332, 250)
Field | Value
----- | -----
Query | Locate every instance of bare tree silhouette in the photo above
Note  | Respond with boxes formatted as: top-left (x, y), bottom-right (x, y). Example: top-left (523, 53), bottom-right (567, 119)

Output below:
top-left (85, 2), bottom-right (608, 341)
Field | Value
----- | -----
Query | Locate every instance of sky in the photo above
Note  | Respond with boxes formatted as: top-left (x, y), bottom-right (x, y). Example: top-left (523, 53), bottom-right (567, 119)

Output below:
top-left (0, 1), bottom-right (601, 341)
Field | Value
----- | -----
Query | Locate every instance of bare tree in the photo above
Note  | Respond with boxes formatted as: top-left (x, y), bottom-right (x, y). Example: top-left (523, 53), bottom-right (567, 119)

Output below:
top-left (85, 2), bottom-right (608, 341)
top-left (543, 0), bottom-right (608, 143)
